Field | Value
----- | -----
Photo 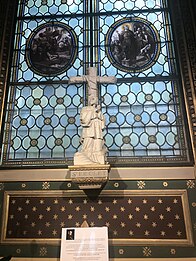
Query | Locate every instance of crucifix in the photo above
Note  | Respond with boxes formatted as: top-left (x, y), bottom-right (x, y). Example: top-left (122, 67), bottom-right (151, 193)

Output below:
top-left (68, 67), bottom-right (116, 189)
top-left (68, 67), bottom-right (117, 106)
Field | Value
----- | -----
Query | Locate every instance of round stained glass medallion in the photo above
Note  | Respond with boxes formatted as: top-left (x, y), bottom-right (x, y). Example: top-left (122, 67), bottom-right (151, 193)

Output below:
top-left (106, 18), bottom-right (160, 72)
top-left (26, 22), bottom-right (78, 76)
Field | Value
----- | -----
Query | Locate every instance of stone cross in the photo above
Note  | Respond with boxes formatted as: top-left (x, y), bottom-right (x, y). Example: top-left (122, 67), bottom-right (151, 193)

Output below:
top-left (68, 67), bottom-right (115, 188)
top-left (68, 67), bottom-right (117, 105)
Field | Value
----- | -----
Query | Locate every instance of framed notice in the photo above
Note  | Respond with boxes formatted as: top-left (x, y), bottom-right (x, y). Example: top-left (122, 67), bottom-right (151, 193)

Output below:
top-left (60, 227), bottom-right (109, 261)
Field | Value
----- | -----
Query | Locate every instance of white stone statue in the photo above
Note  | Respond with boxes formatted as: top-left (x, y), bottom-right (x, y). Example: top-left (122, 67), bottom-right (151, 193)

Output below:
top-left (69, 67), bottom-right (117, 165)
top-left (78, 104), bottom-right (106, 164)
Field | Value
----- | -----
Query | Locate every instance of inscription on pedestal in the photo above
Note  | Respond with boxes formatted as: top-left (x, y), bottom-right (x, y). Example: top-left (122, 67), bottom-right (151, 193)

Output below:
top-left (71, 170), bottom-right (108, 178)
top-left (69, 165), bottom-right (110, 189)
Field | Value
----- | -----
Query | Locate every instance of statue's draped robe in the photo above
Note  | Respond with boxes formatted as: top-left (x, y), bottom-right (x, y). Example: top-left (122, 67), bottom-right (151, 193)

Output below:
top-left (74, 106), bottom-right (105, 164)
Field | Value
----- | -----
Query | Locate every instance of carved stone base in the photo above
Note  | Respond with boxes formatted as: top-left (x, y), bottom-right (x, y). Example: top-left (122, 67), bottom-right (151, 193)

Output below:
top-left (68, 164), bottom-right (110, 189)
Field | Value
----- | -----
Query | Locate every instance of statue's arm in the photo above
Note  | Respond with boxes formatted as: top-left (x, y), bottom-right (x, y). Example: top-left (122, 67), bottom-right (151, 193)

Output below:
top-left (98, 113), bottom-right (105, 129)
top-left (102, 116), bottom-right (106, 130)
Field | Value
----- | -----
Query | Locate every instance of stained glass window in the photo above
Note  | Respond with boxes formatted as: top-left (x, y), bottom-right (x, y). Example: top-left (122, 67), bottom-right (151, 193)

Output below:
top-left (1, 0), bottom-right (192, 167)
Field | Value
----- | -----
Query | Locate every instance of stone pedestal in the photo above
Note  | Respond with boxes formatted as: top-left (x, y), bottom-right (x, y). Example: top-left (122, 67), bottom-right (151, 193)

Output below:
top-left (68, 164), bottom-right (110, 189)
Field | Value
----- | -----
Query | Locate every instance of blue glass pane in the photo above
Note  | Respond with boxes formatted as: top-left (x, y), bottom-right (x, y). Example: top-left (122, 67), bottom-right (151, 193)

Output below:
top-left (5, 83), bottom-right (83, 160)
top-left (101, 80), bottom-right (185, 158)
top-left (23, 0), bottom-right (83, 16)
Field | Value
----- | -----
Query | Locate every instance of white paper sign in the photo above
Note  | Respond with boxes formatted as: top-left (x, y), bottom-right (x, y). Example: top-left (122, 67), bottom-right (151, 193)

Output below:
top-left (60, 227), bottom-right (109, 261)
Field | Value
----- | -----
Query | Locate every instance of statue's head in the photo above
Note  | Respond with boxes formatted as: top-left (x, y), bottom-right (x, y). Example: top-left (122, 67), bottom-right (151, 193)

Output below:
top-left (89, 96), bottom-right (98, 106)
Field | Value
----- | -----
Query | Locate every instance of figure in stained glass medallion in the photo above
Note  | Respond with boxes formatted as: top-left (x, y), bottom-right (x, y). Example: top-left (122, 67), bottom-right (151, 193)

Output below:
top-left (26, 22), bottom-right (77, 76)
top-left (106, 18), bottom-right (160, 72)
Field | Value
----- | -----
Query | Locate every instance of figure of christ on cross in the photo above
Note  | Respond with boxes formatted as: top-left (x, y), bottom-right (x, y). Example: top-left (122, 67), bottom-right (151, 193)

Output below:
top-left (68, 67), bottom-right (117, 106)
top-left (68, 67), bottom-right (117, 165)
